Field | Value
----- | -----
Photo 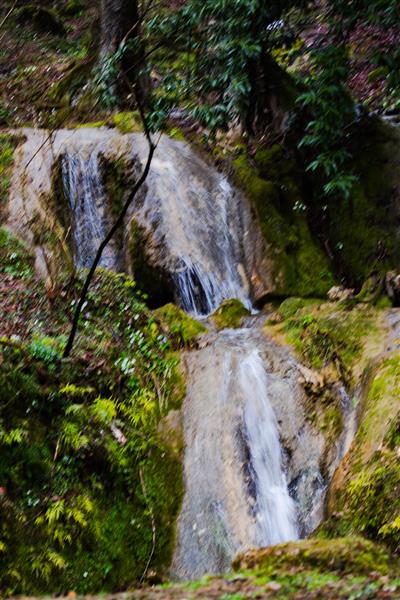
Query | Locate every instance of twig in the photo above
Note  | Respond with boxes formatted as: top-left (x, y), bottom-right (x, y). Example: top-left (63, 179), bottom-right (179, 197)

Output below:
top-left (63, 93), bottom-right (157, 357)
top-left (139, 466), bottom-right (156, 583)
top-left (0, 1), bottom-right (17, 40)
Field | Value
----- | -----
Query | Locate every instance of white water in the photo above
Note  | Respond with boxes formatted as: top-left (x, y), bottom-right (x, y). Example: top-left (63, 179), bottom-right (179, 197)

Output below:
top-left (61, 150), bottom-right (120, 270)
top-left (172, 330), bottom-right (298, 579)
top-left (241, 349), bottom-right (298, 546)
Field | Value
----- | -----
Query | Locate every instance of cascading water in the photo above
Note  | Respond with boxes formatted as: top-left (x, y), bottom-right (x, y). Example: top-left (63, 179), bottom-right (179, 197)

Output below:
top-left (61, 150), bottom-right (120, 270)
top-left (9, 128), bottom-right (266, 311)
top-left (8, 127), bottom-right (357, 581)
top-left (131, 135), bottom-right (258, 315)
top-left (171, 330), bottom-right (298, 580)
top-left (240, 349), bottom-right (298, 546)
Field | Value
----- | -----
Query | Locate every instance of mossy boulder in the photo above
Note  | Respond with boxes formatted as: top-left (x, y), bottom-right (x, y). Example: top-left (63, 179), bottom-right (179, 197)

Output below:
top-left (232, 149), bottom-right (335, 298)
top-left (113, 111), bottom-right (142, 134)
top-left (324, 354), bottom-right (400, 552)
top-left (153, 302), bottom-right (206, 346)
top-left (233, 537), bottom-right (395, 576)
top-left (15, 5), bottom-right (66, 36)
top-left (211, 298), bottom-right (250, 330)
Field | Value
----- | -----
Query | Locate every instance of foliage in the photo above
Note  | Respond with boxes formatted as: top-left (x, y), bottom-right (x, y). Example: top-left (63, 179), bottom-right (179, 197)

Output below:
top-left (297, 46), bottom-right (358, 201)
top-left (0, 270), bottom-right (187, 595)
top-left (0, 134), bottom-right (17, 210)
top-left (0, 228), bottom-right (35, 279)
top-left (277, 300), bottom-right (378, 375)
top-left (146, 0), bottom-right (306, 133)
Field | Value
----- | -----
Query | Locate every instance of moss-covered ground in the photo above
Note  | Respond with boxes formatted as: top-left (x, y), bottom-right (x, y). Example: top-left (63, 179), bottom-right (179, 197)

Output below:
top-left (232, 146), bottom-right (336, 298)
top-left (322, 354), bottom-right (400, 553)
top-left (18, 538), bottom-right (400, 598)
top-left (266, 297), bottom-right (382, 381)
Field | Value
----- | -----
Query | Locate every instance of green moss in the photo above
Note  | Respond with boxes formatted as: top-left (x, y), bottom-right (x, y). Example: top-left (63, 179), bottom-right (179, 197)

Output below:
top-left (277, 300), bottom-right (379, 376)
top-left (0, 227), bottom-right (35, 279)
top-left (167, 127), bottom-right (186, 141)
top-left (322, 356), bottom-right (400, 552)
top-left (320, 119), bottom-right (400, 286)
top-left (232, 152), bottom-right (335, 298)
top-left (0, 133), bottom-right (18, 211)
top-left (211, 299), bottom-right (250, 330)
top-left (277, 297), bottom-right (320, 319)
top-left (75, 121), bottom-right (107, 129)
top-left (154, 303), bottom-right (207, 346)
top-left (113, 111), bottom-right (142, 134)
top-left (326, 185), bottom-right (398, 285)
top-left (233, 537), bottom-right (393, 576)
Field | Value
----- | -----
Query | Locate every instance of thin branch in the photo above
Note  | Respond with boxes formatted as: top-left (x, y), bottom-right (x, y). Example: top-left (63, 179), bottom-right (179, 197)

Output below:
top-left (139, 466), bottom-right (156, 583)
top-left (63, 98), bottom-right (157, 358)
top-left (0, 1), bottom-right (17, 38)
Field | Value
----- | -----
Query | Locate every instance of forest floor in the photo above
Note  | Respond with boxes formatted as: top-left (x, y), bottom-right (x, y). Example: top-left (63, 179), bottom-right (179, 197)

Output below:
top-left (13, 573), bottom-right (400, 599)
top-left (11, 537), bottom-right (400, 599)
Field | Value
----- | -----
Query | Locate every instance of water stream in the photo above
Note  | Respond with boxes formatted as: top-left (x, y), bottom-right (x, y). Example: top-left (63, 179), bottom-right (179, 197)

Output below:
top-left (171, 328), bottom-right (298, 579)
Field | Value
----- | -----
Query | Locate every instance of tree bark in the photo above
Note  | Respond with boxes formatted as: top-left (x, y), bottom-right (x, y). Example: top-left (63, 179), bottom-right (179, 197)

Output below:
top-left (245, 51), bottom-right (299, 139)
top-left (99, 0), bottom-right (148, 104)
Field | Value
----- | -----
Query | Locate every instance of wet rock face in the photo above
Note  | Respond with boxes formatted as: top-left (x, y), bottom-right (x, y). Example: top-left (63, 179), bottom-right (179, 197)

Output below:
top-left (7, 128), bottom-right (276, 310)
top-left (256, 339), bottom-right (349, 539)
top-left (171, 327), bottom-right (351, 580)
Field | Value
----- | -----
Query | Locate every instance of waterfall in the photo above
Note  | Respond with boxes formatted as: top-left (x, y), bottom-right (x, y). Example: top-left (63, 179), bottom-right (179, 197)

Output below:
top-left (61, 150), bottom-right (120, 271)
top-left (8, 128), bottom-right (354, 582)
top-left (240, 349), bottom-right (298, 546)
top-left (132, 136), bottom-right (256, 315)
top-left (172, 330), bottom-right (298, 580)
top-left (8, 129), bottom-right (269, 312)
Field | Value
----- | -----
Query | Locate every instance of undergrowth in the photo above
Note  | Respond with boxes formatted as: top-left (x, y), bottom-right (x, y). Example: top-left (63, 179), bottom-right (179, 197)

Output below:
top-left (0, 267), bottom-right (194, 595)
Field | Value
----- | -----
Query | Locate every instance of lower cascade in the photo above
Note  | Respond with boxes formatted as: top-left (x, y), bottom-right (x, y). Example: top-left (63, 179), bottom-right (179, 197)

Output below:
top-left (172, 329), bottom-right (298, 579)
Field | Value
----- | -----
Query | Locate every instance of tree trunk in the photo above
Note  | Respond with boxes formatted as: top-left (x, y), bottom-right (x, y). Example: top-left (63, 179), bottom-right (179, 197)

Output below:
top-left (245, 51), bottom-right (298, 139)
top-left (99, 0), bottom-right (148, 104)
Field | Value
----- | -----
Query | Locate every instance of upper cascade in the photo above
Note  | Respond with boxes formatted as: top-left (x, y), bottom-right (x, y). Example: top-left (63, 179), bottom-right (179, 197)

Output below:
top-left (8, 128), bottom-right (271, 315)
